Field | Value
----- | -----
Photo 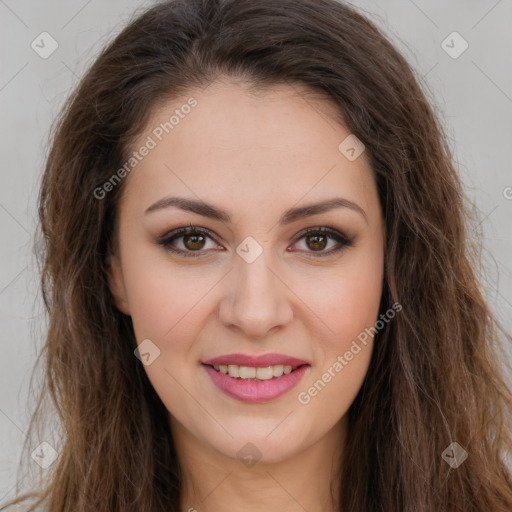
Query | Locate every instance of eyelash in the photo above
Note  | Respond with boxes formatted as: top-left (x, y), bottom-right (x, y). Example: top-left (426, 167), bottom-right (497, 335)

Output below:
top-left (157, 224), bottom-right (354, 259)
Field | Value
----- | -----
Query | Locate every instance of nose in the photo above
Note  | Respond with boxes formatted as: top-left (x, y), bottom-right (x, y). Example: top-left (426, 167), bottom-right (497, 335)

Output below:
top-left (218, 249), bottom-right (294, 339)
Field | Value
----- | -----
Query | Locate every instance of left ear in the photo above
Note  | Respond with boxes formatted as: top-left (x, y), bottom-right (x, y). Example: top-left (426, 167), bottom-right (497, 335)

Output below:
top-left (106, 254), bottom-right (131, 315)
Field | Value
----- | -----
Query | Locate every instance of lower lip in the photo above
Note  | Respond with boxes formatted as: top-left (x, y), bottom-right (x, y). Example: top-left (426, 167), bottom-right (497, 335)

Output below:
top-left (202, 364), bottom-right (310, 403)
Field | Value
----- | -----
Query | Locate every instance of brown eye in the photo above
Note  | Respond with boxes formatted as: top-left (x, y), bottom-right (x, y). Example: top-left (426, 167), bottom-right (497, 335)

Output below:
top-left (291, 227), bottom-right (354, 257)
top-left (158, 225), bottom-right (353, 259)
top-left (305, 233), bottom-right (328, 251)
top-left (182, 233), bottom-right (206, 251)
top-left (158, 226), bottom-right (219, 258)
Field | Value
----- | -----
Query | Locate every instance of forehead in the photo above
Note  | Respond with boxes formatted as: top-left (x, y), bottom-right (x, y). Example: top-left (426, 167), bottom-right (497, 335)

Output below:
top-left (120, 78), bottom-right (377, 220)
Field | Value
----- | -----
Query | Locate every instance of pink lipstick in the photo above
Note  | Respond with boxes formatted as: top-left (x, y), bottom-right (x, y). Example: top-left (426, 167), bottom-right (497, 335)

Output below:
top-left (202, 352), bottom-right (311, 403)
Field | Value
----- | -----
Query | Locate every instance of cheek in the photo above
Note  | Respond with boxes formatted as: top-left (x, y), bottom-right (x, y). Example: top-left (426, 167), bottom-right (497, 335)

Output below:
top-left (309, 276), bottom-right (380, 394)
top-left (320, 273), bottom-right (381, 333)
top-left (120, 251), bottom-right (212, 424)
top-left (294, 272), bottom-right (381, 425)
top-left (307, 247), bottom-right (384, 351)
top-left (296, 247), bottom-right (383, 402)
top-left (332, 265), bottom-right (383, 338)
top-left (121, 247), bottom-right (213, 342)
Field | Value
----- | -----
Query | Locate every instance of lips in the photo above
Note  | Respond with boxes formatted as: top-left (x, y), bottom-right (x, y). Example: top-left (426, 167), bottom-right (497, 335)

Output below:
top-left (201, 352), bottom-right (311, 403)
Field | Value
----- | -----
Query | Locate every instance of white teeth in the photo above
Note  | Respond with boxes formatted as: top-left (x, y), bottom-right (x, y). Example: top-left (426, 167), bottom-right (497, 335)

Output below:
top-left (227, 364), bottom-right (239, 377)
top-left (255, 366), bottom-right (274, 380)
top-left (211, 364), bottom-right (299, 380)
top-left (238, 366), bottom-right (256, 379)
top-left (272, 365), bottom-right (284, 377)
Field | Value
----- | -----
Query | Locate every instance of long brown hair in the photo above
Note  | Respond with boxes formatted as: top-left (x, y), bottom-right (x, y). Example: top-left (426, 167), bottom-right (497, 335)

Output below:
top-left (2, 0), bottom-right (512, 510)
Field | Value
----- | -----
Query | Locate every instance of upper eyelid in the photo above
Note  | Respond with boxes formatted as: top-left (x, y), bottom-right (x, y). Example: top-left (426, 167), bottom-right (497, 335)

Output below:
top-left (159, 225), bottom-right (351, 249)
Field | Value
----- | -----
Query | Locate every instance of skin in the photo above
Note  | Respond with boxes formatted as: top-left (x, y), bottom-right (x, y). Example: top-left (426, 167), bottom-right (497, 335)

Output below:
top-left (108, 77), bottom-right (385, 512)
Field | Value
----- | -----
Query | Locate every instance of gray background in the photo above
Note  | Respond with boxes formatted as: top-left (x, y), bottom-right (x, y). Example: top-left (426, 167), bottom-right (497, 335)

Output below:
top-left (1, 0), bottom-right (511, 502)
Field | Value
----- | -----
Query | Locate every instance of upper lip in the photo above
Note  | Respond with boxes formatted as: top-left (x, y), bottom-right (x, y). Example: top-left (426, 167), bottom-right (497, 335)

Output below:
top-left (202, 353), bottom-right (310, 367)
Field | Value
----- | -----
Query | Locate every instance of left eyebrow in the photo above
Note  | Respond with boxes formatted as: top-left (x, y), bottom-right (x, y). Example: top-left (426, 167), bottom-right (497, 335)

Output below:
top-left (144, 196), bottom-right (368, 225)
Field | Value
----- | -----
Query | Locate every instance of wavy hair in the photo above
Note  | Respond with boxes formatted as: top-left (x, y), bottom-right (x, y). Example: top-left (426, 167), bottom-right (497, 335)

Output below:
top-left (2, 0), bottom-right (512, 510)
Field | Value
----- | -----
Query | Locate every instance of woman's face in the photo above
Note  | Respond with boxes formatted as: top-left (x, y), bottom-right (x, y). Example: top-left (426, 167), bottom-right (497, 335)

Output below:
top-left (108, 78), bottom-right (385, 465)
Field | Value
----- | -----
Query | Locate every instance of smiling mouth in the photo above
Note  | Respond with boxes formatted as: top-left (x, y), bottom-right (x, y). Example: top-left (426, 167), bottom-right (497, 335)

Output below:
top-left (205, 363), bottom-right (307, 380)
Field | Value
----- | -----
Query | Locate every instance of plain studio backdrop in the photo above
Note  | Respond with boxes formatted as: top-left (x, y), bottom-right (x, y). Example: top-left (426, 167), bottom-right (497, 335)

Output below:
top-left (0, 0), bottom-right (511, 502)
